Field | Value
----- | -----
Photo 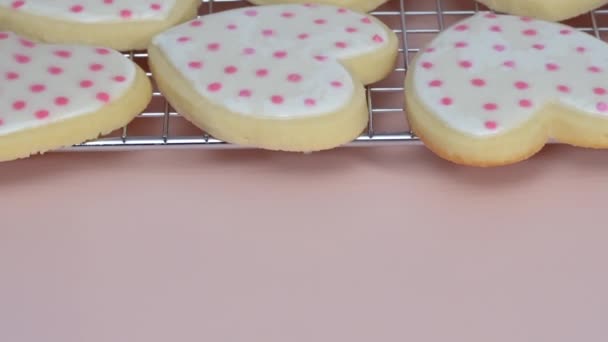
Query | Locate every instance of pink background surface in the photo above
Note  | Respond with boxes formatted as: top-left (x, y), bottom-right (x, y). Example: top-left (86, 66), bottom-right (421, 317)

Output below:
top-left (1, 145), bottom-right (608, 341)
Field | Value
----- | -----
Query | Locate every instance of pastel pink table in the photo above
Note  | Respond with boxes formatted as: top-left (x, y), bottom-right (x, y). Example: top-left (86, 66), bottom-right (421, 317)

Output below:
top-left (1, 145), bottom-right (607, 341)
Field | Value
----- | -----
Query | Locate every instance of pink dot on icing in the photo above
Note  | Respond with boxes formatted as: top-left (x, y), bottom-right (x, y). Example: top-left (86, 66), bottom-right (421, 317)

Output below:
top-left (520, 16), bottom-right (534, 22)
top-left (532, 43), bottom-right (545, 50)
top-left (239, 89), bottom-right (252, 97)
top-left (14, 54), bottom-right (30, 64)
top-left (440, 97), bottom-right (453, 106)
top-left (227, 24), bottom-right (237, 30)
top-left (428, 79), bottom-right (442, 87)
top-left (338, 8), bottom-right (348, 13)
top-left (298, 33), bottom-right (309, 40)
top-left (11, 1), bottom-right (25, 9)
top-left (523, 29), bottom-right (537, 36)
top-left (0, 119), bottom-right (3, 126)
top-left (454, 24), bottom-right (469, 31)
top-left (577, 46), bottom-right (586, 53)
top-left (515, 81), bottom-right (529, 90)
top-left (177, 36), bottom-right (191, 43)
top-left (490, 25), bottom-right (502, 32)
top-left (335, 41), bottom-right (348, 49)
top-left (557, 85), bottom-right (570, 93)
top-left (361, 17), bottom-right (372, 24)
top-left (256, 69), bottom-right (269, 77)
top-left (48, 66), bottom-right (63, 75)
top-left (485, 13), bottom-right (497, 18)
top-left (190, 20), bottom-right (203, 27)
top-left (96, 92), bottom-right (110, 103)
top-left (485, 121), bottom-right (498, 130)
top-left (54, 97), bottom-right (69, 106)
top-left (96, 48), bottom-right (110, 55)
top-left (560, 29), bottom-right (572, 35)
top-left (425, 47), bottom-right (435, 53)
top-left (207, 43), bottom-right (220, 51)
top-left (493, 44), bottom-right (506, 52)
top-left (346, 27), bottom-right (357, 33)
top-left (421, 62), bottom-right (433, 69)
top-left (459, 60), bottom-right (472, 69)
top-left (0, 32), bottom-right (8, 39)
top-left (104, 0), bottom-right (113, 3)
top-left (455, 41), bottom-right (468, 48)
top-left (120, 9), bottom-right (132, 18)
top-left (484, 103), bottom-right (498, 111)
top-left (546, 63), bottom-right (559, 71)
top-left (273, 50), bottom-right (287, 59)
top-left (594, 87), bottom-right (606, 95)
top-left (372, 34), bottom-right (385, 43)
top-left (314, 19), bottom-right (326, 24)
top-left (519, 99), bottom-right (533, 108)
top-left (70, 5), bottom-right (83, 13)
top-left (331, 81), bottom-right (343, 88)
top-left (243, 47), bottom-right (256, 55)
top-left (262, 29), bottom-right (274, 36)
top-left (19, 38), bottom-right (35, 47)
top-left (12, 101), bottom-right (26, 111)
top-left (271, 95), bottom-right (284, 104)
top-left (113, 75), bottom-right (126, 82)
top-left (597, 102), bottom-right (608, 112)
top-left (188, 61), bottom-right (202, 69)
top-left (80, 80), bottom-right (93, 88)
top-left (224, 66), bottom-right (238, 74)
top-left (207, 82), bottom-right (222, 92)
top-left (89, 63), bottom-right (103, 71)
top-left (35, 110), bottom-right (50, 119)
top-left (6, 72), bottom-right (19, 80)
top-left (314, 55), bottom-right (327, 62)
top-left (471, 78), bottom-right (486, 87)
top-left (588, 66), bottom-right (602, 73)
top-left (281, 11), bottom-right (295, 18)
top-left (30, 84), bottom-right (45, 93)
top-left (503, 60), bottom-right (516, 68)
top-left (150, 3), bottom-right (161, 10)
top-left (304, 98), bottom-right (316, 107)
top-left (287, 73), bottom-right (302, 82)
top-left (245, 9), bottom-right (258, 17)
top-left (54, 50), bottom-right (72, 58)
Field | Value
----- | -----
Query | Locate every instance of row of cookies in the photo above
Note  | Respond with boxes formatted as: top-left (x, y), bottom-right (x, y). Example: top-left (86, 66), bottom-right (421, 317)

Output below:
top-left (2, 1), bottom-right (608, 168)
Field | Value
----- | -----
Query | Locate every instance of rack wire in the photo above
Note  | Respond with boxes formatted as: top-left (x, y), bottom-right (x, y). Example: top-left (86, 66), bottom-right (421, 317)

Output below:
top-left (65, 0), bottom-right (608, 151)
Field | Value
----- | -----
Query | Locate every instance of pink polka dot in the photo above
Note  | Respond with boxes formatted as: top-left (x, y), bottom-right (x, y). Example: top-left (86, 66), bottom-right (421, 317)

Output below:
top-left (560, 29), bottom-right (572, 35)
top-left (243, 48), bottom-right (256, 55)
top-left (48, 66), bottom-right (63, 75)
top-left (177, 36), bottom-right (191, 43)
top-left (454, 24), bottom-right (469, 31)
top-left (190, 20), bottom-right (203, 27)
top-left (425, 47), bottom-right (435, 53)
top-left (30, 84), bottom-right (45, 93)
top-left (19, 38), bottom-right (35, 48)
top-left (95, 48), bottom-right (110, 55)
top-left (522, 29), bottom-right (537, 36)
top-left (314, 19), bottom-right (326, 24)
top-left (503, 60), bottom-right (516, 68)
top-left (361, 17), bottom-right (372, 24)
top-left (256, 69), bottom-right (269, 77)
top-left (271, 95), bottom-right (284, 104)
top-left (298, 33), bottom-right (309, 40)
top-left (89, 63), bottom-right (103, 72)
top-left (12, 100), bottom-right (26, 111)
top-left (519, 99), bottom-right (533, 108)
top-left (5, 72), bottom-right (19, 80)
top-left (532, 43), bottom-right (545, 50)
top-left (335, 41), bottom-right (348, 49)
top-left (515, 81), bottom-right (529, 90)
top-left (594, 87), bottom-right (606, 95)
top-left (459, 60), bottom-right (472, 69)
top-left (421, 62), bottom-right (433, 69)
top-left (428, 79), bottom-right (442, 87)
top-left (207, 82), bottom-right (222, 92)
top-left (304, 98), bottom-right (316, 107)
top-left (96, 92), bottom-right (110, 103)
top-left (597, 102), bottom-right (608, 112)
top-left (281, 11), bottom-right (295, 18)
top-left (314, 55), bottom-right (327, 62)
top-left (485, 121), bottom-right (498, 130)
top-left (490, 25), bottom-right (502, 32)
top-left (440, 97), bottom-right (453, 106)
top-left (454, 41), bottom-right (468, 48)
top-left (338, 8), bottom-right (348, 14)
top-left (70, 5), bottom-right (83, 13)
top-left (11, 1), bottom-right (25, 9)
top-left (483, 103), bottom-right (498, 111)
top-left (188, 61), bottom-right (202, 69)
top-left (485, 13), bottom-right (497, 19)
top-left (120, 9), bottom-right (132, 18)
top-left (0, 119), bottom-right (4, 126)
top-left (471, 78), bottom-right (486, 87)
top-left (207, 43), bottom-right (220, 51)
top-left (239, 89), bottom-right (252, 98)
top-left (546, 63), bottom-right (559, 71)
top-left (273, 50), bottom-right (288, 59)
top-left (54, 50), bottom-right (72, 58)
top-left (331, 81), bottom-right (343, 88)
top-left (35, 110), bottom-right (50, 120)
top-left (493, 44), bottom-right (506, 52)
top-left (0, 32), bottom-right (8, 39)
top-left (104, 0), bottom-right (113, 4)
top-left (372, 34), bottom-right (384, 43)
top-left (346, 27), bottom-right (358, 33)
top-left (244, 9), bottom-right (258, 17)
top-left (262, 29), bottom-right (274, 37)
top-left (113, 75), bottom-right (126, 82)
top-left (54, 97), bottom-right (69, 106)
top-left (588, 66), bottom-right (602, 73)
top-left (226, 24), bottom-right (237, 30)
top-left (14, 54), bottom-right (30, 64)
top-left (287, 73), bottom-right (302, 82)
top-left (224, 66), bottom-right (238, 74)
top-left (150, 3), bottom-right (161, 10)
top-left (520, 16), bottom-right (534, 22)
top-left (577, 46), bottom-right (586, 53)
top-left (557, 85), bottom-right (570, 93)
top-left (80, 80), bottom-right (93, 88)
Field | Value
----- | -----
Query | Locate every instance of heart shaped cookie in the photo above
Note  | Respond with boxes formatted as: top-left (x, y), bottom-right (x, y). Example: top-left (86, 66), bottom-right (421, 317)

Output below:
top-left (247, 0), bottom-right (389, 13)
top-left (476, 0), bottom-right (608, 21)
top-left (0, 31), bottom-right (151, 161)
top-left (406, 13), bottom-right (608, 167)
top-left (0, 0), bottom-right (200, 50)
top-left (149, 4), bottom-right (398, 152)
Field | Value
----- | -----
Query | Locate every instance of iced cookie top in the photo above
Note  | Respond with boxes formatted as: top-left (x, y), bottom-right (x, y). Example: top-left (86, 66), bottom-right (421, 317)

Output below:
top-left (152, 4), bottom-right (390, 118)
top-left (0, 0), bottom-right (177, 22)
top-left (0, 31), bottom-right (136, 135)
top-left (412, 13), bottom-right (608, 136)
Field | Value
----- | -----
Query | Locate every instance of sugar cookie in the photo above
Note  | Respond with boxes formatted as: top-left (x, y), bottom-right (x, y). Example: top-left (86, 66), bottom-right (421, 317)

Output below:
top-left (149, 4), bottom-right (398, 152)
top-left (0, 0), bottom-right (200, 51)
top-left (247, 0), bottom-right (389, 13)
top-left (405, 13), bottom-right (608, 167)
top-left (0, 31), bottom-right (152, 162)
top-left (477, 0), bottom-right (608, 21)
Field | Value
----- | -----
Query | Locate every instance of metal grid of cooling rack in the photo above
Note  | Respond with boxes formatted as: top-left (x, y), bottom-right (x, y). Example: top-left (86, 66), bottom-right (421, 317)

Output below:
top-left (65, 0), bottom-right (608, 151)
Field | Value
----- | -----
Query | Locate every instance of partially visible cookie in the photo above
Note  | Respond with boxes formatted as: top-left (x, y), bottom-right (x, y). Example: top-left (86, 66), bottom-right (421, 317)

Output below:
top-left (149, 4), bottom-right (398, 152)
top-left (0, 0), bottom-right (200, 51)
top-left (405, 13), bottom-right (608, 167)
top-left (477, 0), bottom-right (608, 21)
top-left (0, 31), bottom-right (152, 161)
top-left (247, 0), bottom-right (389, 13)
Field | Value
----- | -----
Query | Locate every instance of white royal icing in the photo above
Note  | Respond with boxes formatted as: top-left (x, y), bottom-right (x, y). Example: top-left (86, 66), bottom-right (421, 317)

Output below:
top-left (0, 0), bottom-right (176, 22)
top-left (0, 31), bottom-right (136, 136)
top-left (152, 4), bottom-right (389, 119)
top-left (412, 13), bottom-right (608, 137)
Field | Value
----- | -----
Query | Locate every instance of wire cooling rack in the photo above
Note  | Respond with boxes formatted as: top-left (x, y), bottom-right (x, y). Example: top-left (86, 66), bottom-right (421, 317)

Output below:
top-left (66, 0), bottom-right (608, 151)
